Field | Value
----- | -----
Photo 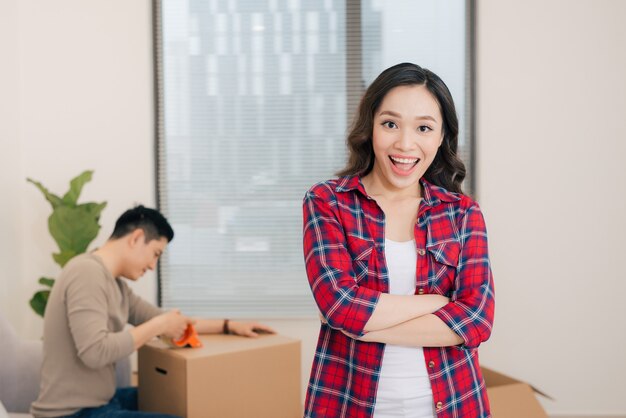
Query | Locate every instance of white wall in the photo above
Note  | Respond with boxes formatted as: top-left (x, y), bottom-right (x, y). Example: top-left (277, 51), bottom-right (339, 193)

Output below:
top-left (0, 0), bottom-right (158, 338)
top-left (1, 0), bottom-right (625, 416)
top-left (476, 0), bottom-right (626, 416)
top-left (0, 0), bottom-right (22, 330)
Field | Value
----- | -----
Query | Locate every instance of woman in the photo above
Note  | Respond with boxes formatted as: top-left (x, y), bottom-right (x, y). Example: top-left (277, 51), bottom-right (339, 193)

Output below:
top-left (302, 63), bottom-right (495, 418)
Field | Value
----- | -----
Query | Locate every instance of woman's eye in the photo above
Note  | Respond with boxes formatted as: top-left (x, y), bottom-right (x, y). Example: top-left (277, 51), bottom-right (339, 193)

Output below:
top-left (382, 121), bottom-right (397, 129)
top-left (418, 125), bottom-right (433, 133)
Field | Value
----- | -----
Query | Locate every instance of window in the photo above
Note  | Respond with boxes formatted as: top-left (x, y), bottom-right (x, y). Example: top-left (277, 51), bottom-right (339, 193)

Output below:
top-left (155, 0), bottom-right (474, 317)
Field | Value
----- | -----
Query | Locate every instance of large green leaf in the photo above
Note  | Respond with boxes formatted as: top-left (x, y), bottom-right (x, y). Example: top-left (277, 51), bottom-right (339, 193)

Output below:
top-left (48, 206), bottom-right (101, 255)
top-left (30, 290), bottom-right (50, 317)
top-left (52, 250), bottom-right (78, 268)
top-left (29, 170), bottom-right (107, 317)
top-left (62, 170), bottom-right (94, 206)
top-left (26, 178), bottom-right (63, 209)
top-left (38, 277), bottom-right (55, 288)
top-left (80, 201), bottom-right (107, 220)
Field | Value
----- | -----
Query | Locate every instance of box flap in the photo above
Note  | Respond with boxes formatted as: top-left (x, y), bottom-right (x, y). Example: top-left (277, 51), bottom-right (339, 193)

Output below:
top-left (482, 367), bottom-right (552, 400)
top-left (482, 367), bottom-right (521, 388)
top-left (487, 382), bottom-right (548, 418)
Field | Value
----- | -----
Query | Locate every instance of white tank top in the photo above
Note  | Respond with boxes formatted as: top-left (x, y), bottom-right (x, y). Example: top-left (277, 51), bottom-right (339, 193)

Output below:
top-left (373, 239), bottom-right (436, 418)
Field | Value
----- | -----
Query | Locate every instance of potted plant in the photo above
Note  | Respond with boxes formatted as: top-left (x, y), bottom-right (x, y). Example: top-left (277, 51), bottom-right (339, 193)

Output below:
top-left (27, 170), bottom-right (107, 317)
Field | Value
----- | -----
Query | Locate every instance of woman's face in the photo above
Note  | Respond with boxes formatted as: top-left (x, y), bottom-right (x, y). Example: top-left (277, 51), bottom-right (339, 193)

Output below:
top-left (369, 84), bottom-right (444, 196)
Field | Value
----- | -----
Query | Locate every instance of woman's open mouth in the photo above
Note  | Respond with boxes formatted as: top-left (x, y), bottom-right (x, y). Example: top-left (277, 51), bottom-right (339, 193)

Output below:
top-left (389, 155), bottom-right (420, 176)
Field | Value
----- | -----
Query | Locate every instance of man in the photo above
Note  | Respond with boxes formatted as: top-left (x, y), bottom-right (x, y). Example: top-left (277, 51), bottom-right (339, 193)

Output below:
top-left (32, 206), bottom-right (274, 418)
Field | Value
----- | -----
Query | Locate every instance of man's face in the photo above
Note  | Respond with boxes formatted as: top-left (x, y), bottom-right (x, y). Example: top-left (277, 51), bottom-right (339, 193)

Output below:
top-left (123, 231), bottom-right (168, 280)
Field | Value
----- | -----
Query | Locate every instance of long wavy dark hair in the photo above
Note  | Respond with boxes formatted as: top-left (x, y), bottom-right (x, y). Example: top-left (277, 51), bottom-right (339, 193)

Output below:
top-left (337, 62), bottom-right (466, 194)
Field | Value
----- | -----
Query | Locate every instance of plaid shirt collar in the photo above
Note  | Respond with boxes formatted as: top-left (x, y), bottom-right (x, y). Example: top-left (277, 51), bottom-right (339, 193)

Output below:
top-left (335, 175), bottom-right (461, 208)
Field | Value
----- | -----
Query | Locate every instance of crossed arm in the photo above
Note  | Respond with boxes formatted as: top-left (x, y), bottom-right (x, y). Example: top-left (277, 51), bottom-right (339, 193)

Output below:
top-left (363, 315), bottom-right (464, 347)
top-left (352, 295), bottom-right (463, 347)
top-left (320, 294), bottom-right (462, 347)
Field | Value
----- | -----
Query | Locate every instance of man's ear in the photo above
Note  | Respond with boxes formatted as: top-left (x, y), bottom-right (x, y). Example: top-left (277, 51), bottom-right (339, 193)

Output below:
top-left (128, 228), bottom-right (146, 247)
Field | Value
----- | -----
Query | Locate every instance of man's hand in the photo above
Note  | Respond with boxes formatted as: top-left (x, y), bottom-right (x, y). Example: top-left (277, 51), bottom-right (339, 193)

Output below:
top-left (158, 309), bottom-right (195, 340)
top-left (228, 321), bottom-right (276, 338)
top-left (131, 309), bottom-right (195, 349)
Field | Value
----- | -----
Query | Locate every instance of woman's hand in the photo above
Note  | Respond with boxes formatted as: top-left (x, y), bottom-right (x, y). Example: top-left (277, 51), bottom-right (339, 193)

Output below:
top-left (228, 321), bottom-right (276, 338)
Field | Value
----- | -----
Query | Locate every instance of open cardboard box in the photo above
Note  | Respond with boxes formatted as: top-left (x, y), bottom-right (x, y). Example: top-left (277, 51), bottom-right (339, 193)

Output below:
top-left (483, 366), bottom-right (551, 417)
top-left (138, 333), bottom-right (301, 418)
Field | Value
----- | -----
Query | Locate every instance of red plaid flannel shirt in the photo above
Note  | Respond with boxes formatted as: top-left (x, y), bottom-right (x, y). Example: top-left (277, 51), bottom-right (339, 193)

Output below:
top-left (302, 175), bottom-right (495, 418)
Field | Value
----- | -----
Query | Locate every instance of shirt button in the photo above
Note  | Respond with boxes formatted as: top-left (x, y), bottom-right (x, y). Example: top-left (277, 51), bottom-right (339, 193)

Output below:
top-left (428, 360), bottom-right (435, 368)
top-left (417, 249), bottom-right (426, 256)
top-left (436, 401), bottom-right (443, 409)
top-left (417, 288), bottom-right (425, 295)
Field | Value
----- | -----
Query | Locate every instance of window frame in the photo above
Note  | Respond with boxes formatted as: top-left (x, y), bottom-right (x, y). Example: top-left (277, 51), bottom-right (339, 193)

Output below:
top-left (151, 0), bottom-right (476, 309)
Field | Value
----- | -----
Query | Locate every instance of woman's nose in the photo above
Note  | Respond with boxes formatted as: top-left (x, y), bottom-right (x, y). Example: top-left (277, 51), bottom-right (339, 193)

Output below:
top-left (396, 129), bottom-right (416, 150)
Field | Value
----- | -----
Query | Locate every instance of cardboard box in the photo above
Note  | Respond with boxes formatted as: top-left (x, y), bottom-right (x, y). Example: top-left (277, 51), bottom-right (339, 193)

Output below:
top-left (483, 367), bottom-right (551, 418)
top-left (138, 333), bottom-right (301, 418)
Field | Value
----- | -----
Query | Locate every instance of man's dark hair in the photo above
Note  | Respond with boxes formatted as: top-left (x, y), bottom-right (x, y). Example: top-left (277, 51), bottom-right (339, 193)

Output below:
top-left (110, 205), bottom-right (174, 242)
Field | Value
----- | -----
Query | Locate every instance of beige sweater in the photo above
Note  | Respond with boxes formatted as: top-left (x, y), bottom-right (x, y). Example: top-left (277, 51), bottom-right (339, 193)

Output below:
top-left (31, 253), bottom-right (162, 417)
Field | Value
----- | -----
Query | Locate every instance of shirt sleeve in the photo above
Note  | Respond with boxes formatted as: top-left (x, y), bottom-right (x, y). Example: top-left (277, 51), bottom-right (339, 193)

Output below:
top-left (303, 187), bottom-right (380, 337)
top-left (65, 264), bottom-right (135, 369)
top-left (125, 285), bottom-right (163, 326)
top-left (432, 203), bottom-right (495, 350)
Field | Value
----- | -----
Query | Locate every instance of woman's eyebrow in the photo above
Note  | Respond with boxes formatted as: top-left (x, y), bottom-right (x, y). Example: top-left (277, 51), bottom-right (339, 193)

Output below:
top-left (378, 110), bottom-right (401, 118)
top-left (415, 115), bottom-right (437, 122)
top-left (378, 110), bottom-right (437, 122)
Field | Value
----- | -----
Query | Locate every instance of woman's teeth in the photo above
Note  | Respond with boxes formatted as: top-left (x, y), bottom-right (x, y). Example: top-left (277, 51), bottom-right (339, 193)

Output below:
top-left (390, 156), bottom-right (419, 165)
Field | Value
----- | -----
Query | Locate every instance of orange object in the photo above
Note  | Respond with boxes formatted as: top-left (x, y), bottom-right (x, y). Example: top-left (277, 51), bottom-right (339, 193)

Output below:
top-left (172, 324), bottom-right (203, 348)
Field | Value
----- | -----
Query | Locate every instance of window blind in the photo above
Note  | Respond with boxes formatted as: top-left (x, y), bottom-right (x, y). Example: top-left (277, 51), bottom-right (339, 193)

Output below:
top-left (155, 0), bottom-right (473, 318)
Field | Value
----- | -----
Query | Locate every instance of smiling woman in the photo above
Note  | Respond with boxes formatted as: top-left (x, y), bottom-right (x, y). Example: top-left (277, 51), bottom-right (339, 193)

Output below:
top-left (303, 63), bottom-right (494, 418)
